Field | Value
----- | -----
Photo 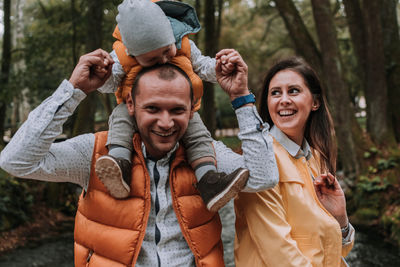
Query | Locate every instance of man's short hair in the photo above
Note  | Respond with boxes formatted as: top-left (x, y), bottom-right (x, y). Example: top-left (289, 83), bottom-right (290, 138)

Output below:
top-left (131, 64), bottom-right (194, 104)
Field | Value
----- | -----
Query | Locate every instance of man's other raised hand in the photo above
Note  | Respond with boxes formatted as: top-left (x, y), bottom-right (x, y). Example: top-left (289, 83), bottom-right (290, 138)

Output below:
top-left (69, 49), bottom-right (114, 94)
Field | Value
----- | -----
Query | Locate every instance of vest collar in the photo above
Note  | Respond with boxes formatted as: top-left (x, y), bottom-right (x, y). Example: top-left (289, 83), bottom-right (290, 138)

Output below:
top-left (270, 125), bottom-right (312, 160)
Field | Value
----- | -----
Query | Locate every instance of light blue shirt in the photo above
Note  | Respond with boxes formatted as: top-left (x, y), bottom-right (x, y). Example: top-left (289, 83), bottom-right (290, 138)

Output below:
top-left (270, 125), bottom-right (312, 160)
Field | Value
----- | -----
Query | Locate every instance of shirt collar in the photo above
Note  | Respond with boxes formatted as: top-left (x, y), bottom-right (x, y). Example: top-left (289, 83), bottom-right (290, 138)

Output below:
top-left (270, 125), bottom-right (312, 160)
top-left (141, 142), bottom-right (179, 163)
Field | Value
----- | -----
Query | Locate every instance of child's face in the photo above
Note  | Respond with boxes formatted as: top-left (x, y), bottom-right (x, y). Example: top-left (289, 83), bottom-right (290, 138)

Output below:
top-left (135, 44), bottom-right (177, 67)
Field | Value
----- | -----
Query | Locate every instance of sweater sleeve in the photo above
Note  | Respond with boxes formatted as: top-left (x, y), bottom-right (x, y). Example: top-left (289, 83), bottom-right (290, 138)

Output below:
top-left (214, 106), bottom-right (279, 192)
top-left (97, 50), bottom-right (126, 94)
top-left (189, 40), bottom-right (217, 83)
top-left (0, 80), bottom-right (94, 190)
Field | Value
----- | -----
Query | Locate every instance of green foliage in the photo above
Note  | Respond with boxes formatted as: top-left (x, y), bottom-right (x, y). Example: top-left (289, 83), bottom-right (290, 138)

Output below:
top-left (21, 0), bottom-right (119, 106)
top-left (0, 171), bottom-right (34, 231)
top-left (354, 207), bottom-right (380, 221)
top-left (377, 157), bottom-right (398, 171)
top-left (218, 0), bottom-right (294, 92)
top-left (214, 84), bottom-right (237, 129)
top-left (357, 175), bottom-right (390, 193)
top-left (351, 146), bottom-right (400, 246)
top-left (216, 136), bottom-right (241, 151)
top-left (381, 206), bottom-right (400, 245)
top-left (364, 146), bottom-right (379, 159)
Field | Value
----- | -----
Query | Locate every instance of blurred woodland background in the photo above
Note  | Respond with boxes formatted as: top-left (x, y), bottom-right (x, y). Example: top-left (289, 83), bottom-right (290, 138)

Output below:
top-left (0, 0), bottom-right (400, 260)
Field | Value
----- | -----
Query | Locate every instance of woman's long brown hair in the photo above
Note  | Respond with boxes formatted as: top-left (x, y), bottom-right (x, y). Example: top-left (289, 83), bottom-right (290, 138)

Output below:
top-left (258, 57), bottom-right (337, 175)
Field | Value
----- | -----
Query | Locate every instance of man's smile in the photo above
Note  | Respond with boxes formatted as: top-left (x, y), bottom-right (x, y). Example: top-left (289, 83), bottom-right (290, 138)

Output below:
top-left (152, 129), bottom-right (176, 137)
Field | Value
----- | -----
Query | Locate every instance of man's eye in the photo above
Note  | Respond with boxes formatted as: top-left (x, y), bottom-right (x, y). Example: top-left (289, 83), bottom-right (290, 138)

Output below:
top-left (146, 106), bottom-right (158, 113)
top-left (172, 108), bottom-right (185, 114)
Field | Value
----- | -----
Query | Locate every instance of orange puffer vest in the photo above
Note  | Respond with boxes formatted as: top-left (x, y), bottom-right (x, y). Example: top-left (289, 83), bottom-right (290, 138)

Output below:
top-left (74, 131), bottom-right (224, 266)
top-left (113, 26), bottom-right (203, 111)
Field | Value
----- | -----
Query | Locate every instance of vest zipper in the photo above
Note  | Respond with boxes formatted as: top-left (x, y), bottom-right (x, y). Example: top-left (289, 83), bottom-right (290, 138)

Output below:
top-left (86, 250), bottom-right (93, 263)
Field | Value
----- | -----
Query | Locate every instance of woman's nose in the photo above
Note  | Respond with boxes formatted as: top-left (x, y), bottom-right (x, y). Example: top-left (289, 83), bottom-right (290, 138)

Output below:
top-left (280, 92), bottom-right (291, 105)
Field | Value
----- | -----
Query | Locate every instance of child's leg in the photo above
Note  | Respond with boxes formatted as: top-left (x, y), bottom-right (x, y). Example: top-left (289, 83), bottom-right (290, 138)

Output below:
top-left (106, 103), bottom-right (135, 161)
top-left (95, 103), bottom-right (137, 199)
top-left (183, 112), bottom-right (249, 212)
top-left (183, 112), bottom-right (217, 181)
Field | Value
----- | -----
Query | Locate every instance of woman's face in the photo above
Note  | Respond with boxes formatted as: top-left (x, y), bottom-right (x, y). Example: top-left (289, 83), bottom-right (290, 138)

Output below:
top-left (267, 69), bottom-right (319, 145)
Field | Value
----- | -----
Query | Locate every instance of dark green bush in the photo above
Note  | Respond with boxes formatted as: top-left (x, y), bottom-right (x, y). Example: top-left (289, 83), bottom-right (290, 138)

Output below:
top-left (0, 171), bottom-right (34, 231)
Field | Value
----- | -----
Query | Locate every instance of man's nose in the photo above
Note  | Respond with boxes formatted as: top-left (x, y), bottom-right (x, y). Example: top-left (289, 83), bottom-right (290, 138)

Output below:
top-left (158, 111), bottom-right (174, 129)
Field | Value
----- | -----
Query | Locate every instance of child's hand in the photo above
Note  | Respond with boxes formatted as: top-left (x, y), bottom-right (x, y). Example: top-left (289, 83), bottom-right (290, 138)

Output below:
top-left (94, 64), bottom-right (109, 78)
top-left (219, 56), bottom-right (235, 75)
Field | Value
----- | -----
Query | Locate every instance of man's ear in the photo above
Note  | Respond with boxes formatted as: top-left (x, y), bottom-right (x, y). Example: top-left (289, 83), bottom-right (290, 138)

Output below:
top-left (125, 92), bottom-right (135, 116)
top-left (312, 98), bottom-right (320, 111)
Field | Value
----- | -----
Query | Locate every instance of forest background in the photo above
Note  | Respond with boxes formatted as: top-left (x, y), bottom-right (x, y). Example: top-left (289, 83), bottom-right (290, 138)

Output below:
top-left (0, 0), bottom-right (400, 254)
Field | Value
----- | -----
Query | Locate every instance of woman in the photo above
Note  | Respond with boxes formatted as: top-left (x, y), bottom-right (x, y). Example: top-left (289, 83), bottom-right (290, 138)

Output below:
top-left (234, 57), bottom-right (355, 267)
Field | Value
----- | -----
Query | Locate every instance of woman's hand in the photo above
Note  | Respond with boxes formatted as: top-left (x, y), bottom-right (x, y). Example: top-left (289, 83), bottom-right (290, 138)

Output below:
top-left (313, 173), bottom-right (348, 228)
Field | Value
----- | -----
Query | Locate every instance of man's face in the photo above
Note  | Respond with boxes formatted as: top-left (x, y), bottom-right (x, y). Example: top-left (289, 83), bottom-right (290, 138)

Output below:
top-left (126, 69), bottom-right (193, 159)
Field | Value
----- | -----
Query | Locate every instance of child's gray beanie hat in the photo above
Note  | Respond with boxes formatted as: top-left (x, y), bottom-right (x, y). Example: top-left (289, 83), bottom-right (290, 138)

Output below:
top-left (116, 0), bottom-right (175, 56)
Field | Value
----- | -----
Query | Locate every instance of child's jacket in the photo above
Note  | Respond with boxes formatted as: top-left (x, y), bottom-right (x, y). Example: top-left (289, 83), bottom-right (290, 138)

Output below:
top-left (113, 0), bottom-right (206, 111)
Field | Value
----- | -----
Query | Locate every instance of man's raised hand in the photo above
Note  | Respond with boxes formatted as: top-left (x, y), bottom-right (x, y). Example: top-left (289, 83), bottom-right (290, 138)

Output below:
top-left (69, 49), bottom-right (114, 94)
top-left (215, 49), bottom-right (250, 101)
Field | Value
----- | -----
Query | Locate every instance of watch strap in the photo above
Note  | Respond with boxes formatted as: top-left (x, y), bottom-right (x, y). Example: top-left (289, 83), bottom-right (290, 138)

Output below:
top-left (231, 93), bottom-right (256, 109)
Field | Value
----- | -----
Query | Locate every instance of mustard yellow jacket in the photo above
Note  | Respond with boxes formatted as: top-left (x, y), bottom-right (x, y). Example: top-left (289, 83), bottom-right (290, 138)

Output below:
top-left (234, 138), bottom-right (354, 267)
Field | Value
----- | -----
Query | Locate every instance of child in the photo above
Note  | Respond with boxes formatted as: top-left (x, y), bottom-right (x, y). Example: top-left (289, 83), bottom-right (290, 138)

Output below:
top-left (96, 0), bottom-right (248, 212)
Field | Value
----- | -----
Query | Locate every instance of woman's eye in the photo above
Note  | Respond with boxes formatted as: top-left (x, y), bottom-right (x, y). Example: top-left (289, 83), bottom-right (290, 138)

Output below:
top-left (289, 88), bottom-right (300, 94)
top-left (270, 89), bottom-right (280, 96)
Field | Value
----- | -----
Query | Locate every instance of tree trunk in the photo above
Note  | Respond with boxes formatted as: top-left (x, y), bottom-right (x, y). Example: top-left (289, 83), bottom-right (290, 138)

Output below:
top-left (273, 0), bottom-right (323, 73)
top-left (72, 0), bottom-right (104, 136)
top-left (0, 0), bottom-right (12, 147)
top-left (216, 0), bottom-right (223, 48)
top-left (310, 0), bottom-right (359, 177)
top-left (361, 0), bottom-right (395, 145)
top-left (194, 0), bottom-right (201, 44)
top-left (71, 0), bottom-right (78, 67)
top-left (203, 0), bottom-right (217, 137)
top-left (342, 0), bottom-right (367, 87)
top-left (381, 0), bottom-right (400, 142)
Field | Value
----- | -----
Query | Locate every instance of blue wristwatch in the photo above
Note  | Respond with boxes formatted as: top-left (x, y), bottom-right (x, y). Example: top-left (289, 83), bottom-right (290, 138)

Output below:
top-left (231, 93), bottom-right (256, 109)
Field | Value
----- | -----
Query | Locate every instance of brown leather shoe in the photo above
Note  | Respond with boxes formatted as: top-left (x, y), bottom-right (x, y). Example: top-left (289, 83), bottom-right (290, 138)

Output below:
top-left (196, 168), bottom-right (249, 212)
top-left (95, 155), bottom-right (132, 199)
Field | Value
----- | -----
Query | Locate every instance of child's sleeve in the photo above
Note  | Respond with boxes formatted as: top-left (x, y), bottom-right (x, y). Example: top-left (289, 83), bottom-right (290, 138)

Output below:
top-left (97, 50), bottom-right (126, 94)
top-left (189, 40), bottom-right (217, 84)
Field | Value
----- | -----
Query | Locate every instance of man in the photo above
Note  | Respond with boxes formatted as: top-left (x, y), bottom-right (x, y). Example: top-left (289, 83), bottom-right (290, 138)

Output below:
top-left (0, 49), bottom-right (278, 266)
